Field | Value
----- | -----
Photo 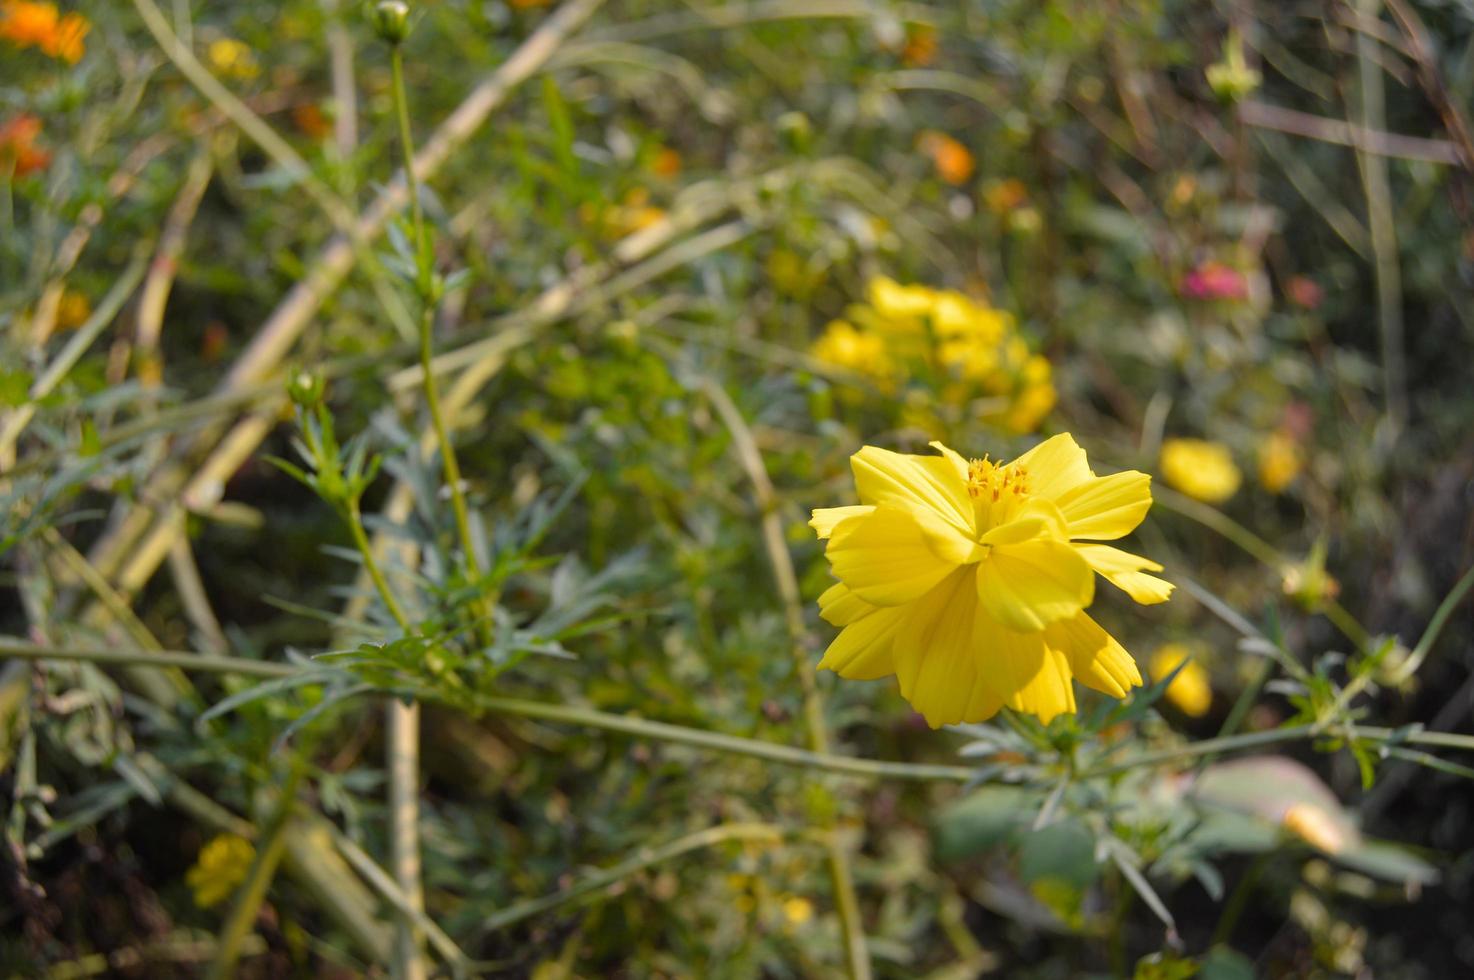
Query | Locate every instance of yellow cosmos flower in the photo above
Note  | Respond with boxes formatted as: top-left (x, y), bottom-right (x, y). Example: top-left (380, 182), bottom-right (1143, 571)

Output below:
top-left (207, 38), bottom-right (260, 81)
top-left (782, 895), bottom-right (814, 925)
top-left (811, 320), bottom-right (894, 385)
top-left (1159, 437), bottom-right (1241, 503)
top-left (1257, 430), bottom-right (1303, 494)
top-left (186, 833), bottom-right (255, 908)
top-left (811, 435), bottom-right (1172, 726)
top-left (867, 275), bottom-right (936, 325)
top-left (1149, 643), bottom-right (1211, 717)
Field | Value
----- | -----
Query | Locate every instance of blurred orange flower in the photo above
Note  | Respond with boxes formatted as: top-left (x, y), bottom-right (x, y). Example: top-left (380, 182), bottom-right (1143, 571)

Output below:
top-left (901, 25), bottom-right (937, 67)
top-left (983, 178), bottom-right (1028, 215)
top-left (292, 103), bottom-right (332, 141)
top-left (1, 1), bottom-right (88, 63)
top-left (651, 147), bottom-right (682, 178)
top-left (0, 114), bottom-right (51, 177)
top-left (918, 131), bottom-right (974, 186)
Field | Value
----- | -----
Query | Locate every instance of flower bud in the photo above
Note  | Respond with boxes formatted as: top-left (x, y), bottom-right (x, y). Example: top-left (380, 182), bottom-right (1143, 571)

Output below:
top-left (287, 368), bottom-right (326, 409)
top-left (371, 0), bottom-right (411, 44)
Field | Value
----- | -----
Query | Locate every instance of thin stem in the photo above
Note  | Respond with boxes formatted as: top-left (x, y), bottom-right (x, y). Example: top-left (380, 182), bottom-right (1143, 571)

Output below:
top-left (1394, 562), bottom-right (1474, 683)
top-left (478, 823), bottom-right (787, 935)
top-left (1356, 0), bottom-right (1409, 431)
top-left (1155, 488), bottom-right (1372, 653)
top-left (0, 638), bottom-right (293, 678)
top-left (473, 695), bottom-right (975, 782)
top-left (342, 494), bottom-right (422, 980)
top-left (389, 45), bottom-right (480, 581)
top-left (345, 499), bottom-right (412, 629)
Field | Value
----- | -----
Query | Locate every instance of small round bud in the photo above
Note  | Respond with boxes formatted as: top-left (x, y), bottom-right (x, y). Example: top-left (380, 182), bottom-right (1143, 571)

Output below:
top-left (287, 368), bottom-right (326, 409)
top-left (371, 1), bottom-right (411, 44)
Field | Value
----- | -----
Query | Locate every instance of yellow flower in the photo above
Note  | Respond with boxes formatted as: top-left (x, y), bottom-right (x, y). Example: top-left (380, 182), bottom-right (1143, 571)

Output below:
top-left (582, 188), bottom-right (665, 239)
top-left (1149, 643), bottom-right (1211, 717)
top-left (186, 833), bottom-right (255, 908)
top-left (1282, 803), bottom-right (1349, 854)
top-left (867, 276), bottom-right (936, 325)
top-left (54, 289), bottom-right (90, 330)
top-left (994, 356), bottom-right (1056, 434)
top-left (207, 38), bottom-right (260, 81)
top-left (811, 434), bottom-right (1172, 726)
top-left (1, 1), bottom-right (86, 62)
top-left (811, 320), bottom-right (894, 385)
top-left (1257, 430), bottom-right (1303, 494)
top-left (1159, 438), bottom-right (1240, 504)
top-left (782, 895), bottom-right (814, 925)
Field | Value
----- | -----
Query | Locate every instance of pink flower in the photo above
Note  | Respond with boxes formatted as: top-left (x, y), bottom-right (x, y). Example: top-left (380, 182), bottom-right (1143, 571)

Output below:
top-left (1286, 275), bottom-right (1323, 310)
top-left (1180, 261), bottom-right (1247, 301)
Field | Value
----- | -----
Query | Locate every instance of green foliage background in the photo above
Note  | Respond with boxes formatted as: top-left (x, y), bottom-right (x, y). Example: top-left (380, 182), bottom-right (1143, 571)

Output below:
top-left (3, 0), bottom-right (1474, 977)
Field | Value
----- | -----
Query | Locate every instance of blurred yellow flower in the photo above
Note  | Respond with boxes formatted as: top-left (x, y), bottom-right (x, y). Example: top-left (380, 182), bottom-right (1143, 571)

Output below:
top-left (1257, 430), bottom-right (1303, 494)
top-left (1, 1), bottom-right (87, 63)
top-left (812, 434), bottom-right (1170, 726)
top-left (186, 833), bottom-right (255, 908)
top-left (810, 320), bottom-right (894, 385)
top-left (1282, 802), bottom-right (1349, 854)
top-left (853, 277), bottom-right (1056, 432)
top-left (582, 188), bottom-right (665, 239)
top-left (998, 358), bottom-right (1057, 434)
top-left (54, 289), bottom-right (90, 330)
top-left (1149, 644), bottom-right (1211, 717)
top-left (782, 895), bottom-right (814, 925)
top-left (917, 131), bottom-right (974, 186)
top-left (208, 38), bottom-right (260, 81)
top-left (1159, 438), bottom-right (1241, 503)
top-left (867, 275), bottom-right (935, 324)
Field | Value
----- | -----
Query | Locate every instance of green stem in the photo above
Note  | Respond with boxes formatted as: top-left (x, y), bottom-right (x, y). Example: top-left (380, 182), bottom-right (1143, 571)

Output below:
top-left (389, 45), bottom-right (480, 582)
top-left (1394, 562), bottom-right (1474, 683)
top-left (0, 637), bottom-right (296, 679)
top-left (478, 823), bottom-right (787, 934)
top-left (473, 694), bottom-right (974, 781)
top-left (345, 499), bottom-right (412, 629)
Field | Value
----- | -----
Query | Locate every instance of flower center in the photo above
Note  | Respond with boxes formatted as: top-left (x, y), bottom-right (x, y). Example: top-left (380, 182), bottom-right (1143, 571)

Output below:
top-left (966, 457), bottom-right (1031, 530)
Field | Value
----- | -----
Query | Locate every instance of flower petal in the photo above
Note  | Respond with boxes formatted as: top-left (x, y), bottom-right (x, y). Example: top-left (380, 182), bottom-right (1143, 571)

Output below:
top-left (1053, 470), bottom-right (1153, 541)
top-left (1010, 433), bottom-right (1094, 500)
top-left (1075, 543), bottom-right (1175, 605)
top-left (817, 600), bottom-right (908, 680)
top-left (975, 535), bottom-right (1095, 632)
top-left (1044, 612), bottom-right (1142, 699)
top-left (893, 571), bottom-right (1001, 727)
top-left (817, 582), bottom-right (877, 626)
top-left (976, 616), bottom-right (1077, 721)
top-left (850, 445), bottom-right (974, 535)
top-left (827, 507), bottom-right (959, 606)
top-left (810, 505), bottom-right (874, 539)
